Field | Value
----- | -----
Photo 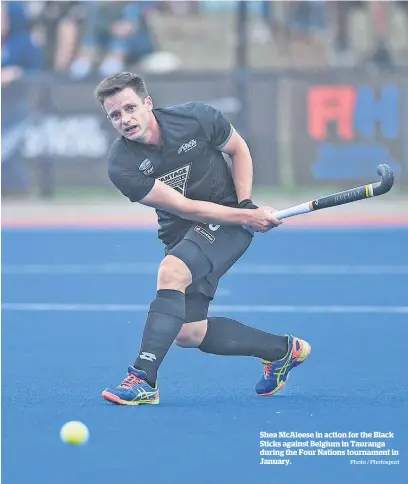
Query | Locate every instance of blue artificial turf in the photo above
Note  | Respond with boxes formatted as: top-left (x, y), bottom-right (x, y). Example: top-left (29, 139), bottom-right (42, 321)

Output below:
top-left (2, 227), bottom-right (407, 484)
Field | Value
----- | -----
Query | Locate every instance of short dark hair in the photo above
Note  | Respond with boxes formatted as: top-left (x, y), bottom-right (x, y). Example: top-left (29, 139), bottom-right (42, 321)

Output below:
top-left (94, 72), bottom-right (149, 107)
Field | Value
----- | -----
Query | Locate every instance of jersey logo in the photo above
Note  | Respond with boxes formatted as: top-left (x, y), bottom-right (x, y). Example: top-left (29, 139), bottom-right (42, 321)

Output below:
top-left (138, 158), bottom-right (154, 176)
top-left (177, 139), bottom-right (197, 155)
top-left (157, 163), bottom-right (191, 196)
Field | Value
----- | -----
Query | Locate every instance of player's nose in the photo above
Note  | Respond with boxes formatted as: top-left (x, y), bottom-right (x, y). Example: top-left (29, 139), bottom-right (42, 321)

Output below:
top-left (122, 113), bottom-right (133, 126)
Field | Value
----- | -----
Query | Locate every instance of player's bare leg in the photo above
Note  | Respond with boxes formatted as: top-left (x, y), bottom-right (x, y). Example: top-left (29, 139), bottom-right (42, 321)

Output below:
top-left (174, 320), bottom-right (207, 348)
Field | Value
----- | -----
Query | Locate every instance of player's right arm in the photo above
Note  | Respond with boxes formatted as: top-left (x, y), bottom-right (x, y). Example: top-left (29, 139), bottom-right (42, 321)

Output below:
top-left (108, 140), bottom-right (281, 233)
top-left (139, 179), bottom-right (281, 232)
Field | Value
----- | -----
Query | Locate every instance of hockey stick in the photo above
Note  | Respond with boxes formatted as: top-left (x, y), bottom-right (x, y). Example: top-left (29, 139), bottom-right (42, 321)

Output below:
top-left (273, 164), bottom-right (394, 221)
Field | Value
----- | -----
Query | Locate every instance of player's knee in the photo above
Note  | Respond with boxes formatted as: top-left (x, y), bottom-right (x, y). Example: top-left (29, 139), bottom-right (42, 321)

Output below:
top-left (158, 255), bottom-right (192, 291)
top-left (174, 320), bottom-right (207, 348)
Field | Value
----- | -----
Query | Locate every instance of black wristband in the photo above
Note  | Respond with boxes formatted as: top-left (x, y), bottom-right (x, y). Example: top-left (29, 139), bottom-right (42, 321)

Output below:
top-left (238, 199), bottom-right (258, 210)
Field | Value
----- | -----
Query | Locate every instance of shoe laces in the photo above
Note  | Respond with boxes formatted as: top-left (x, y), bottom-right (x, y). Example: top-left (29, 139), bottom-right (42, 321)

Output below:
top-left (264, 363), bottom-right (273, 378)
top-left (264, 361), bottom-right (286, 379)
top-left (120, 373), bottom-right (143, 389)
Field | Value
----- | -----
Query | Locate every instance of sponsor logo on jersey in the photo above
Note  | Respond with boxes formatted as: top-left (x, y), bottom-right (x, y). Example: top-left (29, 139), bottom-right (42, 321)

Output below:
top-left (157, 163), bottom-right (191, 195)
top-left (194, 225), bottom-right (215, 244)
top-left (177, 139), bottom-right (197, 155)
top-left (138, 158), bottom-right (154, 175)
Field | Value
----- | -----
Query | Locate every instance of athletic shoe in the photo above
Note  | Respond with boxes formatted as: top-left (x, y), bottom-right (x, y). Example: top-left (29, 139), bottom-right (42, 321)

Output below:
top-left (102, 367), bottom-right (159, 405)
top-left (255, 335), bottom-right (311, 396)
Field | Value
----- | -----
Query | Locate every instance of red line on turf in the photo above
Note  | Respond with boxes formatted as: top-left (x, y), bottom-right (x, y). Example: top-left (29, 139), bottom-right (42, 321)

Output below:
top-left (2, 215), bottom-right (408, 228)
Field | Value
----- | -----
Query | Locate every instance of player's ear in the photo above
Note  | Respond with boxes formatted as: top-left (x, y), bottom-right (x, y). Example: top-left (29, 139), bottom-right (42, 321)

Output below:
top-left (144, 96), bottom-right (153, 111)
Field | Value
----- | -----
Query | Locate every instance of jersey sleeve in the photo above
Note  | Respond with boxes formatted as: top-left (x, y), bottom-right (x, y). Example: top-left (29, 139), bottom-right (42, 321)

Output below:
top-left (107, 139), bottom-right (155, 202)
top-left (192, 102), bottom-right (233, 150)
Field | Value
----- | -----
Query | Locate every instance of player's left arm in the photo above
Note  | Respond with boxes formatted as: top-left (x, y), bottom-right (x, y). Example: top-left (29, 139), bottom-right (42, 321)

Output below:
top-left (221, 126), bottom-right (253, 204)
top-left (193, 102), bottom-right (254, 205)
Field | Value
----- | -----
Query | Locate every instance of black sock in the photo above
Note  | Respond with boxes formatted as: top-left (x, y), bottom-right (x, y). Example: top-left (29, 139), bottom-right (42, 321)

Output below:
top-left (134, 289), bottom-right (185, 386)
top-left (198, 317), bottom-right (288, 361)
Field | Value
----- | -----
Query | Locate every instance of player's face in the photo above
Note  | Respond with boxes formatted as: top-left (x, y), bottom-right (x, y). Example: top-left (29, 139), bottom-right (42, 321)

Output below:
top-left (104, 88), bottom-right (153, 141)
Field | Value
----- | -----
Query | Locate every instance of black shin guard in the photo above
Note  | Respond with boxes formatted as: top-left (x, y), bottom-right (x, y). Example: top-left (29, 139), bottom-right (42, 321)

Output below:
top-left (198, 317), bottom-right (288, 361)
top-left (134, 289), bottom-right (185, 386)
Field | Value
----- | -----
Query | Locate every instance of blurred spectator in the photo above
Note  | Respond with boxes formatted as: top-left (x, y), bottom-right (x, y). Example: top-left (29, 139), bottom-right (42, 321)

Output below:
top-left (252, 2), bottom-right (292, 48)
top-left (364, 1), bottom-right (394, 72)
top-left (2, 1), bottom-right (42, 85)
top-left (251, 1), bottom-right (327, 60)
top-left (29, 1), bottom-right (86, 72)
top-left (288, 1), bottom-right (327, 40)
top-left (251, 1), bottom-right (274, 45)
top-left (365, 39), bottom-right (395, 71)
top-left (69, 1), bottom-right (156, 79)
top-left (331, 1), bottom-right (352, 54)
top-left (1, 1), bottom-right (42, 196)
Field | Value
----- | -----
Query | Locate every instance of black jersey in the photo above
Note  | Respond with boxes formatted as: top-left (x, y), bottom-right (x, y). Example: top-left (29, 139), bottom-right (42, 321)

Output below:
top-left (108, 101), bottom-right (238, 248)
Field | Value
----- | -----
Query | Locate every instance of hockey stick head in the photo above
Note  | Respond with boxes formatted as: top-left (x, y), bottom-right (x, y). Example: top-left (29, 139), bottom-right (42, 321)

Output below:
top-left (374, 163), bottom-right (394, 196)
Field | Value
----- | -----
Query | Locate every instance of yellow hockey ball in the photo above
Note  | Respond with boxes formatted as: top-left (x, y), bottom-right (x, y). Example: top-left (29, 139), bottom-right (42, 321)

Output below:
top-left (60, 421), bottom-right (89, 445)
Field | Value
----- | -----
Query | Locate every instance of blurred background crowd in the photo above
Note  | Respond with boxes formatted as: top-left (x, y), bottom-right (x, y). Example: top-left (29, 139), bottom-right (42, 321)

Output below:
top-left (3, 0), bottom-right (408, 79)
top-left (2, 1), bottom-right (408, 199)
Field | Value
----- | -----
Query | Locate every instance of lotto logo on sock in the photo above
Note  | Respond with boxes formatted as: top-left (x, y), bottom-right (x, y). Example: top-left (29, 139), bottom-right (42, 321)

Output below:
top-left (140, 352), bottom-right (157, 362)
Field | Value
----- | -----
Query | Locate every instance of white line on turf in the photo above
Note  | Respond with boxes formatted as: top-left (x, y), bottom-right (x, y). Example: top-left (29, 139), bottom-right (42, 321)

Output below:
top-left (2, 303), bottom-right (408, 314)
top-left (2, 264), bottom-right (408, 275)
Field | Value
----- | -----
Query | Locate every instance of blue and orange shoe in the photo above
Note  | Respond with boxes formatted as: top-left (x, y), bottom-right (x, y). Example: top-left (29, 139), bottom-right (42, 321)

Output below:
top-left (102, 367), bottom-right (159, 405)
top-left (255, 335), bottom-right (311, 396)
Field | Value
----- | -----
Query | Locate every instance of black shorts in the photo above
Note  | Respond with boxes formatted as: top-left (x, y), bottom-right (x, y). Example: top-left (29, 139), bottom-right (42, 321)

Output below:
top-left (167, 223), bottom-right (253, 301)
